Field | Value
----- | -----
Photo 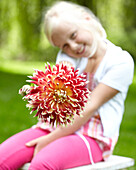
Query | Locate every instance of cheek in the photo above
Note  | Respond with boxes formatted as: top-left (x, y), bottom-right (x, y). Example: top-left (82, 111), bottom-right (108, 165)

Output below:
top-left (76, 33), bottom-right (93, 45)
top-left (63, 48), bottom-right (73, 56)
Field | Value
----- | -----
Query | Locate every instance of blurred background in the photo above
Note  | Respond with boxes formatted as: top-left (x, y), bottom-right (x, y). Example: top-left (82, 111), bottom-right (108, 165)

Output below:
top-left (0, 0), bottom-right (136, 169)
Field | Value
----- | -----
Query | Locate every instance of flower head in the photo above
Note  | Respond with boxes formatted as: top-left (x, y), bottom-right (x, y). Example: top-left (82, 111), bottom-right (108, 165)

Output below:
top-left (20, 63), bottom-right (90, 126)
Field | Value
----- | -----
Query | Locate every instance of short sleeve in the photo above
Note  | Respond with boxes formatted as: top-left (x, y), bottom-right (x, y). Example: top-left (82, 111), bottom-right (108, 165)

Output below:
top-left (100, 55), bottom-right (134, 92)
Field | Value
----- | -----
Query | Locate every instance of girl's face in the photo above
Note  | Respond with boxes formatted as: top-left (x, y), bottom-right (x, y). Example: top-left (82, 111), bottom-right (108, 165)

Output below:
top-left (51, 22), bottom-right (97, 58)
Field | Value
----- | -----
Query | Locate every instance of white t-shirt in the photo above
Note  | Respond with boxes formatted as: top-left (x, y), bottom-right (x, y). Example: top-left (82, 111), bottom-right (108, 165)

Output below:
top-left (56, 40), bottom-right (134, 138)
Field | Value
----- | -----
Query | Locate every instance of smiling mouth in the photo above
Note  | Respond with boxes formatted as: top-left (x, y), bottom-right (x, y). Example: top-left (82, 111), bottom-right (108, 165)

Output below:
top-left (77, 45), bottom-right (85, 55)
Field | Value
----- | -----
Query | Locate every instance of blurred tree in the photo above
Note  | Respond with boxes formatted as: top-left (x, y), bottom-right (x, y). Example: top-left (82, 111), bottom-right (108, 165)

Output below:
top-left (0, 0), bottom-right (10, 46)
top-left (0, 0), bottom-right (21, 60)
top-left (121, 0), bottom-right (136, 59)
top-left (17, 0), bottom-right (43, 52)
top-left (123, 0), bottom-right (136, 31)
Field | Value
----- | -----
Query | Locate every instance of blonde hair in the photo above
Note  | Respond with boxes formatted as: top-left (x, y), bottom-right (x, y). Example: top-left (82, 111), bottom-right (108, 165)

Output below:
top-left (44, 1), bottom-right (107, 44)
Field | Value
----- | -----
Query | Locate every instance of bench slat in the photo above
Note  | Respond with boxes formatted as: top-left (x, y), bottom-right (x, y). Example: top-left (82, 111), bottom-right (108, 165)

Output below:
top-left (67, 155), bottom-right (135, 170)
top-left (21, 155), bottom-right (135, 170)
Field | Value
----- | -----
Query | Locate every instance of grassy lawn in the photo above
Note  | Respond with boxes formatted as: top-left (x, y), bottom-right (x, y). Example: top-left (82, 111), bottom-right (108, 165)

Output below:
top-left (0, 71), bottom-right (37, 142)
top-left (113, 83), bottom-right (136, 169)
top-left (0, 61), bottom-right (136, 169)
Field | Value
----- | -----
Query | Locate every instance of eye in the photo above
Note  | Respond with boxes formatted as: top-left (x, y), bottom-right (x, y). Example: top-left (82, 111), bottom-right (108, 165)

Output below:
top-left (71, 32), bottom-right (77, 39)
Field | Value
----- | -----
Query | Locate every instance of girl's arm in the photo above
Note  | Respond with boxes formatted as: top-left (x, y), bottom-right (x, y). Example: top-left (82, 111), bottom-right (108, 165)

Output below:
top-left (26, 83), bottom-right (118, 156)
top-left (45, 83), bottom-right (119, 137)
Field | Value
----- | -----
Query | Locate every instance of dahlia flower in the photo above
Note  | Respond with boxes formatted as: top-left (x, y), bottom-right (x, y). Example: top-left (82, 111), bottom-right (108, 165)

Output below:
top-left (19, 63), bottom-right (90, 126)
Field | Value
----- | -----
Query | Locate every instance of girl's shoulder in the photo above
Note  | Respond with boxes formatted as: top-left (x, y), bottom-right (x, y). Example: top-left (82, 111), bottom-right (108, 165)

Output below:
top-left (104, 40), bottom-right (134, 67)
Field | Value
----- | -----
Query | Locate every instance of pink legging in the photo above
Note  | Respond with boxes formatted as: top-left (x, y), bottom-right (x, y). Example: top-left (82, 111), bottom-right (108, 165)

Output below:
top-left (0, 128), bottom-right (103, 170)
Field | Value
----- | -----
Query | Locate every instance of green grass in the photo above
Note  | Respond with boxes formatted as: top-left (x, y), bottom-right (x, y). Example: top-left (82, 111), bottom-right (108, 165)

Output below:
top-left (0, 61), bottom-right (55, 142)
top-left (0, 61), bottom-right (136, 169)
top-left (113, 83), bottom-right (136, 169)
top-left (0, 71), bottom-right (37, 142)
top-left (0, 60), bottom-right (54, 75)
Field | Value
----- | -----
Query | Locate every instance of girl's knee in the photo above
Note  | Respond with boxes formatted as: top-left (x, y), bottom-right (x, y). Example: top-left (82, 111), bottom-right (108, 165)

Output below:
top-left (0, 162), bottom-right (9, 170)
top-left (30, 156), bottom-right (61, 170)
top-left (0, 157), bottom-right (12, 170)
top-left (0, 160), bottom-right (18, 170)
top-left (29, 160), bottom-right (50, 170)
top-left (0, 145), bottom-right (33, 170)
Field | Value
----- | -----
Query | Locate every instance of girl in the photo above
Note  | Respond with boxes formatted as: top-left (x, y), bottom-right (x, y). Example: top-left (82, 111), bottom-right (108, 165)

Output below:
top-left (0, 1), bottom-right (134, 170)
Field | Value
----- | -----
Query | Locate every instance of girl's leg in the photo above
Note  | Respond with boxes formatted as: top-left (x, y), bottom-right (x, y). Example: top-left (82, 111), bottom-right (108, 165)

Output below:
top-left (29, 134), bottom-right (103, 170)
top-left (0, 128), bottom-right (49, 170)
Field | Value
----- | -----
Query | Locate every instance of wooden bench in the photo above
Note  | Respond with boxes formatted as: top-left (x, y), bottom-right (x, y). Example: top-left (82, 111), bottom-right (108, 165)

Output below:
top-left (21, 155), bottom-right (135, 170)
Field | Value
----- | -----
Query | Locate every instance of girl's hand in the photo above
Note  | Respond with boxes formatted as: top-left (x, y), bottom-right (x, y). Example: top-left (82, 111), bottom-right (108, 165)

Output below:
top-left (26, 135), bottom-right (49, 157)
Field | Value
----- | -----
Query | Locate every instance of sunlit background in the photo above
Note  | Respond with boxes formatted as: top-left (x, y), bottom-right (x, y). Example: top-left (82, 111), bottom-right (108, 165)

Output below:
top-left (0, 0), bottom-right (136, 169)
